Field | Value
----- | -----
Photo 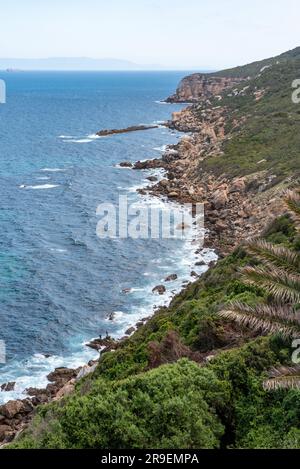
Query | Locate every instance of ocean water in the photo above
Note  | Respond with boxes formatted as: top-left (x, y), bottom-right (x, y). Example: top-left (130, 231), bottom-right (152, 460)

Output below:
top-left (0, 71), bottom-right (216, 403)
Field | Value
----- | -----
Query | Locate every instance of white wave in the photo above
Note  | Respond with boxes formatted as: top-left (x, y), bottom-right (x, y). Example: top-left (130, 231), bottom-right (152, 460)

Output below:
top-left (87, 134), bottom-right (101, 140)
top-left (155, 100), bottom-right (168, 105)
top-left (0, 347), bottom-right (98, 404)
top-left (153, 145), bottom-right (167, 152)
top-left (65, 138), bottom-right (93, 144)
top-left (36, 176), bottom-right (50, 180)
top-left (20, 184), bottom-right (59, 190)
top-left (58, 135), bottom-right (76, 139)
top-left (40, 168), bottom-right (65, 172)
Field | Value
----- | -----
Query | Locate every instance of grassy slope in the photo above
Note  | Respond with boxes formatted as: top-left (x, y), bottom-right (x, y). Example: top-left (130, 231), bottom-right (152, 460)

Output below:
top-left (212, 46), bottom-right (300, 78)
top-left (200, 54), bottom-right (300, 180)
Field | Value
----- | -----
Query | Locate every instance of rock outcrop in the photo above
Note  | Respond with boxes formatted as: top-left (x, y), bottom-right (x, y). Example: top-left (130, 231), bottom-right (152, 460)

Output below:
top-left (97, 124), bottom-right (160, 137)
top-left (166, 74), bottom-right (244, 103)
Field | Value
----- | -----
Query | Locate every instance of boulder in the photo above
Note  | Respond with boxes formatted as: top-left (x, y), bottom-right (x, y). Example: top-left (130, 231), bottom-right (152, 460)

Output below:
top-left (125, 327), bottom-right (136, 336)
top-left (152, 285), bottom-right (166, 295)
top-left (229, 178), bottom-right (246, 193)
top-left (215, 220), bottom-right (227, 233)
top-left (159, 179), bottom-right (169, 188)
top-left (119, 161), bottom-right (133, 168)
top-left (47, 367), bottom-right (76, 384)
top-left (1, 382), bottom-right (15, 392)
top-left (147, 176), bottom-right (158, 182)
top-left (0, 400), bottom-right (25, 419)
top-left (212, 189), bottom-right (228, 209)
top-left (195, 260), bottom-right (206, 266)
top-left (164, 274), bottom-right (178, 282)
top-left (54, 381), bottom-right (75, 401)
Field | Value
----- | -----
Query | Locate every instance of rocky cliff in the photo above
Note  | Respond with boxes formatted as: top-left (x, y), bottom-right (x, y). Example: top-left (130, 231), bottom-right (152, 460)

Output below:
top-left (166, 74), bottom-right (244, 103)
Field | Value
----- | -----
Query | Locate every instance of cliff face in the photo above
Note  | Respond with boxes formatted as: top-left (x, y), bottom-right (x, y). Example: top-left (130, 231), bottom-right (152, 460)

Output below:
top-left (166, 74), bottom-right (244, 103)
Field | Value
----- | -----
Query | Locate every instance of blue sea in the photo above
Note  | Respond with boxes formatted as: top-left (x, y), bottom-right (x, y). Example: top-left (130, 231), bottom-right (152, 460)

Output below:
top-left (0, 71), bottom-right (216, 402)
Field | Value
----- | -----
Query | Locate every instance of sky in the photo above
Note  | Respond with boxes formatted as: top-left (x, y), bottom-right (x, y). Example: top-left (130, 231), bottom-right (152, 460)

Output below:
top-left (0, 0), bottom-right (300, 69)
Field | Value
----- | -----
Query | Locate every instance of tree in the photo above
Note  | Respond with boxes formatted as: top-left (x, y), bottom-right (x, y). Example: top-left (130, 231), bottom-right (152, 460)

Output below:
top-left (219, 189), bottom-right (300, 390)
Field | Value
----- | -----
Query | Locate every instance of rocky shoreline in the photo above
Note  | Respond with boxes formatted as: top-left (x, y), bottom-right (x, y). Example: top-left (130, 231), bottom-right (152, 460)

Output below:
top-left (0, 117), bottom-right (211, 446)
top-left (128, 105), bottom-right (288, 256)
top-left (0, 70), bottom-right (291, 446)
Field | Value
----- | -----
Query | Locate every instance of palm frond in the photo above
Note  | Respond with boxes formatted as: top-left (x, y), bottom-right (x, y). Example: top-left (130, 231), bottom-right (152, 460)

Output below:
top-left (242, 266), bottom-right (300, 304)
top-left (284, 189), bottom-right (300, 230)
top-left (219, 302), bottom-right (300, 339)
top-left (263, 365), bottom-right (300, 390)
top-left (246, 239), bottom-right (300, 274)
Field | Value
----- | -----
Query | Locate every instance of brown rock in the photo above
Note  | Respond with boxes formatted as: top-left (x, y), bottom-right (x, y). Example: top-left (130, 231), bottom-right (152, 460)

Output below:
top-left (191, 271), bottom-right (199, 278)
top-left (212, 189), bottom-right (228, 209)
top-left (0, 400), bottom-right (25, 419)
top-left (97, 124), bottom-right (158, 137)
top-left (54, 381), bottom-right (75, 401)
top-left (229, 178), bottom-right (246, 193)
top-left (147, 176), bottom-right (158, 182)
top-left (1, 382), bottom-right (15, 392)
top-left (215, 220), bottom-right (227, 232)
top-left (125, 327), bottom-right (136, 336)
top-left (47, 367), bottom-right (76, 384)
top-left (164, 274), bottom-right (178, 282)
top-left (152, 285), bottom-right (166, 295)
top-left (119, 161), bottom-right (133, 168)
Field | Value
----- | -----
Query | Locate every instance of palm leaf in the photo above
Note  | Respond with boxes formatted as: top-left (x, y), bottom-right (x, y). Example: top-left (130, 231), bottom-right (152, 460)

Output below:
top-left (246, 239), bottom-right (300, 274)
top-left (263, 365), bottom-right (300, 390)
top-left (284, 189), bottom-right (300, 230)
top-left (242, 266), bottom-right (300, 304)
top-left (219, 302), bottom-right (300, 339)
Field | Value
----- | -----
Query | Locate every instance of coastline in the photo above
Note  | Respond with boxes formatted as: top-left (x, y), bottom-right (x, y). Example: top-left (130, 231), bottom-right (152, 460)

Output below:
top-left (0, 112), bottom-right (217, 445)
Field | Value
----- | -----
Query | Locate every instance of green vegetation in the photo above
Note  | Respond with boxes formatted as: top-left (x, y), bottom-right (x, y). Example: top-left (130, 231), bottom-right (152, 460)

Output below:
top-left (9, 49), bottom-right (300, 450)
top-left (212, 46), bottom-right (300, 78)
top-left (220, 190), bottom-right (300, 390)
top-left (200, 51), bottom-right (300, 180)
top-left (10, 211), bottom-right (300, 449)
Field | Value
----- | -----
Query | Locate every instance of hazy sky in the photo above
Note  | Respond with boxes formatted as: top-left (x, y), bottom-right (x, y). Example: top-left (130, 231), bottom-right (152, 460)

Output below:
top-left (1, 0), bottom-right (300, 69)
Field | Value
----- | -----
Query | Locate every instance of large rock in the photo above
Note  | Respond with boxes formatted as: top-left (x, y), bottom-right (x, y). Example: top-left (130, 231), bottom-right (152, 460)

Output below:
top-left (97, 124), bottom-right (159, 137)
top-left (164, 274), bottom-right (178, 282)
top-left (47, 367), bottom-right (76, 384)
top-left (53, 381), bottom-right (75, 401)
top-left (76, 363), bottom-right (98, 381)
top-left (1, 382), bottom-right (15, 392)
top-left (212, 189), bottom-right (229, 209)
top-left (119, 161), bottom-right (133, 168)
top-left (0, 400), bottom-right (25, 419)
top-left (152, 285), bottom-right (166, 295)
top-left (229, 178), bottom-right (246, 193)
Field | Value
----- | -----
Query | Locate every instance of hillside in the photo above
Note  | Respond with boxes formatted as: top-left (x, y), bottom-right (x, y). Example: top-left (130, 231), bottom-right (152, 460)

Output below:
top-left (3, 48), bottom-right (300, 449)
top-left (168, 46), bottom-right (300, 101)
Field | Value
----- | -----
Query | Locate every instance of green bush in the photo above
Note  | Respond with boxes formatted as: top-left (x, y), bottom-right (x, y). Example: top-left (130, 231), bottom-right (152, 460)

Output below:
top-left (12, 360), bottom-right (228, 449)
